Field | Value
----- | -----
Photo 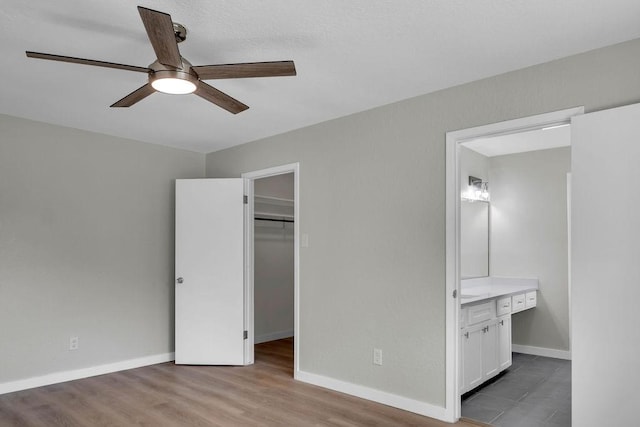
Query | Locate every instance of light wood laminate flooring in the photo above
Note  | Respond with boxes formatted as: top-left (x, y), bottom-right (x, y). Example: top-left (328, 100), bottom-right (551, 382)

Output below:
top-left (0, 338), bottom-right (479, 426)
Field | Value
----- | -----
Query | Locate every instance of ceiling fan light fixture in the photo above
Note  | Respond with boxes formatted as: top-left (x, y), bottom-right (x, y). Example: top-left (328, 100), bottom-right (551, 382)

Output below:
top-left (150, 70), bottom-right (198, 94)
top-left (152, 77), bottom-right (196, 94)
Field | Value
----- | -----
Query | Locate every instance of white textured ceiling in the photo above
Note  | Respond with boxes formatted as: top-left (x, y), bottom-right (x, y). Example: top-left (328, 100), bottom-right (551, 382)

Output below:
top-left (2, 1), bottom-right (640, 153)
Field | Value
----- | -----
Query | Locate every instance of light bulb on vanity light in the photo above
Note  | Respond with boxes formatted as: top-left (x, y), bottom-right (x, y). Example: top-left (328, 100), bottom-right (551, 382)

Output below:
top-left (480, 182), bottom-right (490, 201)
top-left (464, 176), bottom-right (490, 202)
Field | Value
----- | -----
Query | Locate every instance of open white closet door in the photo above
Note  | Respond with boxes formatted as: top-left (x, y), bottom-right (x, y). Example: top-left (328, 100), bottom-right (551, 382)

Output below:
top-left (572, 102), bottom-right (640, 426)
top-left (175, 178), bottom-right (245, 365)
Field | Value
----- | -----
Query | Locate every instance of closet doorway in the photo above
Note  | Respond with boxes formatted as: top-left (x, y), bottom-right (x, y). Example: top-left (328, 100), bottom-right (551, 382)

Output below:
top-left (254, 173), bottom-right (294, 342)
top-left (242, 164), bottom-right (300, 374)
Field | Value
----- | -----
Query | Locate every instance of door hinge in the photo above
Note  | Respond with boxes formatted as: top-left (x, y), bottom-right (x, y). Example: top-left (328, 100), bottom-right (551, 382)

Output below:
top-left (452, 289), bottom-right (457, 298)
top-left (243, 330), bottom-right (248, 340)
top-left (243, 195), bottom-right (248, 204)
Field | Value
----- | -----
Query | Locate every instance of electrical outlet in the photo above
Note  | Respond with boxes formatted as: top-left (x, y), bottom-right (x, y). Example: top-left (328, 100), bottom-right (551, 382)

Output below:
top-left (373, 348), bottom-right (383, 366)
top-left (69, 336), bottom-right (79, 351)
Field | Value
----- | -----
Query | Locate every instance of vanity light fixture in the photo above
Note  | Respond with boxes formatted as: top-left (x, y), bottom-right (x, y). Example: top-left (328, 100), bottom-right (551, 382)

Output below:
top-left (463, 176), bottom-right (490, 202)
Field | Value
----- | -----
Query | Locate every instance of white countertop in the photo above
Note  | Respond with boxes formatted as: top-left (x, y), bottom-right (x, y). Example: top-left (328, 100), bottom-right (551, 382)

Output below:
top-left (460, 277), bottom-right (539, 305)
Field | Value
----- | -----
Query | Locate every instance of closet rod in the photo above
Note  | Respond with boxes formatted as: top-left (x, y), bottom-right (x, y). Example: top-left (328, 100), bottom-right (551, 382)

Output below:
top-left (255, 217), bottom-right (294, 223)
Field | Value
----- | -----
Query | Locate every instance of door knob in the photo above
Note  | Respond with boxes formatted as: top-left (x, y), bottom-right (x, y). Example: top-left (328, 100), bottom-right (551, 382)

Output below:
top-left (176, 277), bottom-right (184, 284)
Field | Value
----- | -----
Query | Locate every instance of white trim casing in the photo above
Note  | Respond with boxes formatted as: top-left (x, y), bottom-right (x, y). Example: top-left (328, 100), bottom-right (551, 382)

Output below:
top-left (444, 126), bottom-right (460, 424)
top-left (445, 107), bottom-right (584, 422)
top-left (296, 370), bottom-right (447, 421)
top-left (0, 352), bottom-right (174, 395)
top-left (567, 173), bottom-right (572, 351)
top-left (242, 163), bottom-right (300, 374)
top-left (512, 344), bottom-right (571, 361)
top-left (243, 177), bottom-right (256, 364)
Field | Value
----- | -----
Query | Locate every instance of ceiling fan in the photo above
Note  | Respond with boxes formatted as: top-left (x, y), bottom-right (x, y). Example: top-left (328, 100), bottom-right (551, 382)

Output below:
top-left (25, 6), bottom-right (296, 114)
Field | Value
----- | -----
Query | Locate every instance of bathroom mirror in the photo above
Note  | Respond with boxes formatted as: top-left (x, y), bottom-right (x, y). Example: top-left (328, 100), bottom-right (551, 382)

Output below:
top-left (461, 200), bottom-right (489, 278)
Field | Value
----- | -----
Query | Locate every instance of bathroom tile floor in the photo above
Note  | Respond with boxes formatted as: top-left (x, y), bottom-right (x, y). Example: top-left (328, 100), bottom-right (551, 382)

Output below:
top-left (461, 353), bottom-right (571, 426)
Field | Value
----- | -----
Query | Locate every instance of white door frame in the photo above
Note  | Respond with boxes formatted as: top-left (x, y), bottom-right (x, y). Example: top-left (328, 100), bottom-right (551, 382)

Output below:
top-left (241, 163), bottom-right (300, 374)
top-left (444, 107), bottom-right (583, 421)
top-left (566, 172), bottom-right (572, 352)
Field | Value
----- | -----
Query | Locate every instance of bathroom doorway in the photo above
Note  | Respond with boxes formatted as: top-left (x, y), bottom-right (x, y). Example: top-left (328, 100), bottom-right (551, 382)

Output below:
top-left (445, 107), bottom-right (583, 423)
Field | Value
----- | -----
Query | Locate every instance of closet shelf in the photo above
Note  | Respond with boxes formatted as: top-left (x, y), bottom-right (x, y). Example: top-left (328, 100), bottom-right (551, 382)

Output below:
top-left (254, 194), bottom-right (294, 223)
top-left (255, 211), bottom-right (294, 220)
top-left (255, 216), bottom-right (294, 224)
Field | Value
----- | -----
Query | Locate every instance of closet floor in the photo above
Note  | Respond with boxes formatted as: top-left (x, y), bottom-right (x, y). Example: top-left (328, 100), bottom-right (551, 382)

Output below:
top-left (461, 352), bottom-right (571, 427)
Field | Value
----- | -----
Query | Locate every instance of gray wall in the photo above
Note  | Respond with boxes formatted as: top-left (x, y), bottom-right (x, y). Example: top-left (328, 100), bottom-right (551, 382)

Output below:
top-left (254, 174), bottom-right (294, 342)
top-left (206, 38), bottom-right (640, 407)
top-left (0, 115), bottom-right (204, 383)
top-left (490, 147), bottom-right (571, 352)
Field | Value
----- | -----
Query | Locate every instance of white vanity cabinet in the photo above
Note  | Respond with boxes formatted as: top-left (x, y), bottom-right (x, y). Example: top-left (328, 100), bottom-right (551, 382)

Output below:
top-left (460, 315), bottom-right (508, 394)
top-left (460, 298), bottom-right (518, 394)
top-left (460, 300), bottom-right (502, 394)
top-left (460, 277), bottom-right (536, 394)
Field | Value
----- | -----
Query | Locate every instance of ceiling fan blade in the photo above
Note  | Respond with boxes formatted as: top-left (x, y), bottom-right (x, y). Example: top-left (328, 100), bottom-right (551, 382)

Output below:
top-left (194, 82), bottom-right (249, 114)
top-left (137, 6), bottom-right (182, 69)
top-left (26, 51), bottom-right (149, 73)
top-left (192, 61), bottom-right (296, 80)
top-left (110, 84), bottom-right (156, 107)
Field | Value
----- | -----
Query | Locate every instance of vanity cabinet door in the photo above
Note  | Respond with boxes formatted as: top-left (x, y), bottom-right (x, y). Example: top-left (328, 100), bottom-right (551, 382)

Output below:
top-left (461, 323), bottom-right (484, 393)
top-left (498, 315), bottom-right (512, 371)
top-left (482, 321), bottom-right (499, 379)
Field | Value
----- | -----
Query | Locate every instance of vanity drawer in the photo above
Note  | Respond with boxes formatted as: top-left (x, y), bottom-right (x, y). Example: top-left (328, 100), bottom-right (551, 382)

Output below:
top-left (496, 297), bottom-right (512, 316)
top-left (467, 301), bottom-right (495, 326)
top-left (512, 293), bottom-right (526, 313)
top-left (525, 291), bottom-right (537, 308)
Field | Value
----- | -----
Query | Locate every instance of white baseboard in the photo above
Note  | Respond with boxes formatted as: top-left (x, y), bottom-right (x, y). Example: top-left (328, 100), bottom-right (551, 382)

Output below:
top-left (512, 344), bottom-right (571, 360)
top-left (0, 352), bottom-right (175, 395)
top-left (295, 370), bottom-right (448, 422)
top-left (255, 329), bottom-right (294, 344)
